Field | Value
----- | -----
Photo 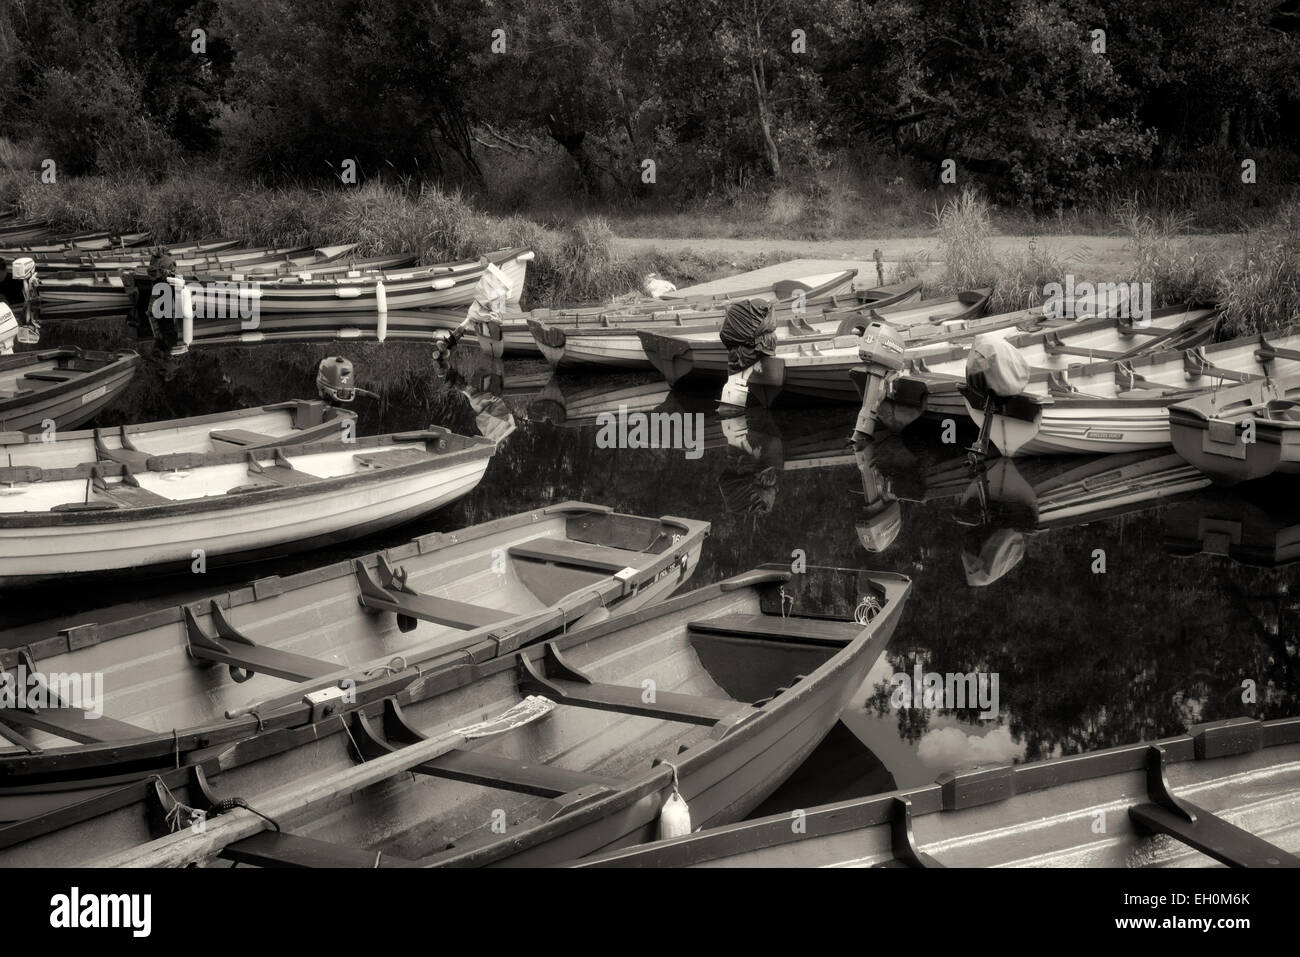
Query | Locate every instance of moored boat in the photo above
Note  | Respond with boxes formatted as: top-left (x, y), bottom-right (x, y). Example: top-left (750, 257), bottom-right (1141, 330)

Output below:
top-left (185, 247), bottom-right (532, 317)
top-left (964, 324), bottom-right (1300, 457)
top-left (0, 428), bottom-right (498, 584)
top-left (639, 285), bottom-right (989, 388)
top-left (873, 305), bottom-right (1216, 431)
top-left (60, 565), bottom-right (908, 868)
top-left (522, 270), bottom-right (872, 370)
top-left (0, 348), bottom-right (138, 433)
top-left (34, 245), bottom-right (378, 317)
top-left (0, 231), bottom-right (152, 256)
top-left (1168, 371), bottom-right (1300, 483)
top-left (0, 504), bottom-right (710, 865)
top-left (477, 270), bottom-right (890, 361)
top-left (0, 399), bottom-right (356, 471)
top-left (573, 716), bottom-right (1300, 867)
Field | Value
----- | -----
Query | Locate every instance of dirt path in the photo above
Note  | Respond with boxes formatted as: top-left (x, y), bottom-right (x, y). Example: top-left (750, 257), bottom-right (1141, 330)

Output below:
top-left (612, 234), bottom-right (1236, 270)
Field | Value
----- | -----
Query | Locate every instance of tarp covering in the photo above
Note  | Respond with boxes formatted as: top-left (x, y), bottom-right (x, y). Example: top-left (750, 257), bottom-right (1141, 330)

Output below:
top-left (720, 298), bottom-right (777, 373)
top-left (966, 332), bottom-right (1031, 398)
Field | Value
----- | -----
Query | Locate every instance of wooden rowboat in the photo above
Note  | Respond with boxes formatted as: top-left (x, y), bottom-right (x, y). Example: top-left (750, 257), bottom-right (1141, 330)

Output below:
top-left (34, 238), bottom-right (244, 269)
top-left (523, 271), bottom-right (872, 370)
top-left (639, 286), bottom-right (987, 388)
top-left (477, 271), bottom-right (893, 361)
top-left (34, 246), bottom-right (373, 317)
top-left (0, 219), bottom-right (51, 243)
top-left (0, 428), bottom-right (497, 584)
top-left (185, 247), bottom-right (533, 317)
top-left (965, 325), bottom-right (1300, 457)
top-left (574, 716), bottom-right (1300, 867)
top-left (0, 503), bottom-right (710, 864)
top-left (873, 305), bottom-right (1216, 431)
top-left (54, 565), bottom-right (908, 868)
top-left (0, 348), bottom-right (138, 433)
top-left (0, 399), bottom-right (356, 471)
top-left (0, 231), bottom-right (152, 256)
top-left (1168, 372), bottom-right (1300, 483)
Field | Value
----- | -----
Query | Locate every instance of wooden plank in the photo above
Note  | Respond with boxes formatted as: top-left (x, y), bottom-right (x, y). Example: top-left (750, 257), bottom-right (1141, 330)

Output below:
top-left (688, 613), bottom-right (861, 646)
top-left (418, 748), bottom-right (620, 797)
top-left (1129, 801), bottom-right (1300, 868)
top-left (209, 429), bottom-right (281, 447)
top-left (0, 705), bottom-right (149, 744)
top-left (92, 726), bottom-right (474, 867)
top-left (508, 537), bottom-right (643, 572)
top-left (530, 676), bottom-right (740, 725)
top-left (353, 563), bottom-right (512, 630)
top-left (221, 831), bottom-right (419, 868)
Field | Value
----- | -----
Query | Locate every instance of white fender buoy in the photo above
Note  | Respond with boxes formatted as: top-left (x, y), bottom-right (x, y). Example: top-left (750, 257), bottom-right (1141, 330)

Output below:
top-left (431, 277), bottom-right (456, 291)
top-left (657, 763), bottom-right (691, 839)
top-left (375, 281), bottom-right (388, 342)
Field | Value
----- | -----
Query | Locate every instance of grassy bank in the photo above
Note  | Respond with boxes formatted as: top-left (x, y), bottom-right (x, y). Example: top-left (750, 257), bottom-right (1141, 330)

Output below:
top-left (0, 161), bottom-right (744, 308)
top-left (930, 190), bottom-right (1299, 337)
top-left (3, 157), bottom-right (1296, 338)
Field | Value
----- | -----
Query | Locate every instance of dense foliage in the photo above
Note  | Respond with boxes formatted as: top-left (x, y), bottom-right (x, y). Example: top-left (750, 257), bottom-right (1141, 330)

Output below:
top-left (2, 0), bottom-right (1298, 209)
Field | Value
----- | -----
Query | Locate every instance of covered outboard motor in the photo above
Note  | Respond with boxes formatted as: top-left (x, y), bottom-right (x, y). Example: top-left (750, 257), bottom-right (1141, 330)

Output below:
top-left (317, 356), bottom-right (358, 404)
top-left (719, 297), bottom-right (776, 408)
top-left (964, 333), bottom-right (1030, 458)
top-left (848, 319), bottom-right (906, 444)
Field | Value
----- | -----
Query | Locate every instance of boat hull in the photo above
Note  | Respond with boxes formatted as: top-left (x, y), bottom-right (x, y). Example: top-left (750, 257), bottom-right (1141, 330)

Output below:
top-left (0, 350), bottom-right (138, 433)
top-left (1168, 376), bottom-right (1300, 483)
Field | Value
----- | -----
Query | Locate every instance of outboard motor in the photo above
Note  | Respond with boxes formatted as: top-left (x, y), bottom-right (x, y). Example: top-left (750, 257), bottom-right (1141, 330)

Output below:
top-left (964, 333), bottom-right (1030, 458)
top-left (317, 356), bottom-right (359, 404)
top-left (719, 297), bottom-right (776, 409)
top-left (849, 319), bottom-right (906, 444)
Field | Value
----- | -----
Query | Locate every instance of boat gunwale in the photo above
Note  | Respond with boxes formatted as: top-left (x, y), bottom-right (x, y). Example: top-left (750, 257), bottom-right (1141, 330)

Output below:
top-left (572, 714), bottom-right (1300, 867)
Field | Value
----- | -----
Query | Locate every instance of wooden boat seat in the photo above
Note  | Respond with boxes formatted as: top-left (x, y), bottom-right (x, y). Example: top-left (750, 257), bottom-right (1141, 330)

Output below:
top-left (508, 537), bottom-right (643, 573)
top-left (519, 647), bottom-right (747, 727)
top-left (222, 831), bottom-right (419, 868)
top-left (1, 653), bottom-right (150, 744)
top-left (21, 369), bottom-right (80, 383)
top-left (688, 613), bottom-right (863, 646)
top-left (209, 428), bottom-right (282, 449)
top-left (418, 748), bottom-right (621, 797)
top-left (353, 448), bottom-right (428, 469)
top-left (354, 558), bottom-right (512, 630)
top-left (1042, 333), bottom-right (1123, 360)
top-left (95, 445), bottom-right (151, 469)
top-left (93, 483), bottom-right (172, 508)
top-left (184, 603), bottom-right (337, 682)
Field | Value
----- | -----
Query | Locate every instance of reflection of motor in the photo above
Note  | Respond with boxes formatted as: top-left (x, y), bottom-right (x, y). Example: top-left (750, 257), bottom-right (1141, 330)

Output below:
top-left (854, 444), bottom-right (901, 553)
top-left (848, 320), bottom-right (906, 444)
top-left (316, 356), bottom-right (379, 404)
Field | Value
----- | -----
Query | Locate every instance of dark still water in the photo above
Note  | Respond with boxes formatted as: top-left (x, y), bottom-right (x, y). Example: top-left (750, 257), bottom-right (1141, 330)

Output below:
top-left (5, 319), bottom-right (1300, 809)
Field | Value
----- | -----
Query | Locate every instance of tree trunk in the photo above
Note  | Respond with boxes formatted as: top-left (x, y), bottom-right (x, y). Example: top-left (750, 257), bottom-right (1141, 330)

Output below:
top-left (749, 49), bottom-right (781, 178)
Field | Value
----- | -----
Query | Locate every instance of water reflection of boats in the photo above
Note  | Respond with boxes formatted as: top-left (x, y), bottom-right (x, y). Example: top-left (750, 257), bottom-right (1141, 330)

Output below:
top-left (1164, 478), bottom-right (1300, 567)
top-left (918, 449), bottom-right (1300, 574)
